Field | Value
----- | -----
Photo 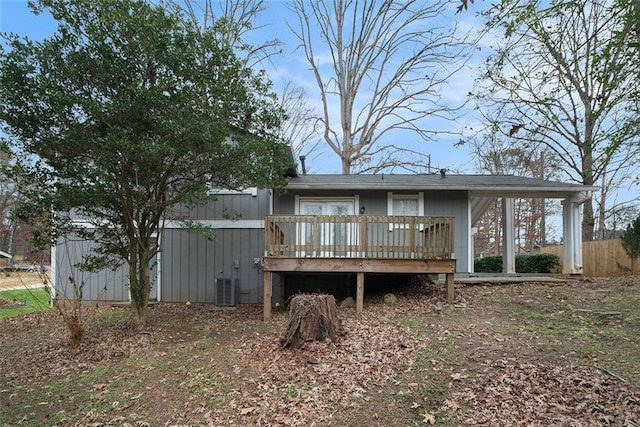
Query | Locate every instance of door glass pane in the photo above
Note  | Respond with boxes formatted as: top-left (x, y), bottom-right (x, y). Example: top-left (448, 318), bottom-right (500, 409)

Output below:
top-left (304, 205), bottom-right (323, 215)
top-left (331, 205), bottom-right (350, 215)
top-left (299, 200), bottom-right (355, 256)
top-left (329, 203), bottom-right (352, 251)
top-left (303, 204), bottom-right (322, 246)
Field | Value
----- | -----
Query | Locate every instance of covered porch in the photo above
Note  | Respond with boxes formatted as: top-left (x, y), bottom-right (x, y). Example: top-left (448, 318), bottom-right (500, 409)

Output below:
top-left (262, 214), bottom-right (456, 320)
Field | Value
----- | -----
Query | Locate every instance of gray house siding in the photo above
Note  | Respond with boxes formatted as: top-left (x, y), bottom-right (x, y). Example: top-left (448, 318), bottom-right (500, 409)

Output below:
top-left (53, 189), bottom-right (271, 304)
top-left (422, 191), bottom-right (470, 273)
top-left (54, 235), bottom-right (131, 302)
top-left (160, 227), bottom-right (264, 304)
top-left (54, 182), bottom-right (479, 304)
top-left (274, 189), bottom-right (471, 273)
top-left (172, 188), bottom-right (271, 221)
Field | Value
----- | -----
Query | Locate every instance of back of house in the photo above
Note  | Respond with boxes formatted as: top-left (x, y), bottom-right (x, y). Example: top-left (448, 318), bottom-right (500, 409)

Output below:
top-left (53, 187), bottom-right (270, 306)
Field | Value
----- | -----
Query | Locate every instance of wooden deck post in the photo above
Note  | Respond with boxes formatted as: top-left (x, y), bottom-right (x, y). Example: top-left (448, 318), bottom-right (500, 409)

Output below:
top-left (356, 271), bottom-right (364, 315)
top-left (446, 273), bottom-right (455, 303)
top-left (263, 271), bottom-right (272, 321)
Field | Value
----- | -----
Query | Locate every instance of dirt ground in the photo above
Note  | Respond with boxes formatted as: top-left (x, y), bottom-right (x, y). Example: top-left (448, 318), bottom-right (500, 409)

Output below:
top-left (0, 270), bottom-right (47, 290)
top-left (1, 275), bottom-right (639, 426)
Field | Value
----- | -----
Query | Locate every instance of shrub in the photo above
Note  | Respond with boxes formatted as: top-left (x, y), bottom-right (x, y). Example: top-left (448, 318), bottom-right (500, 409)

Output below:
top-left (620, 215), bottom-right (640, 262)
top-left (517, 253), bottom-right (560, 273)
top-left (474, 253), bottom-right (560, 273)
top-left (474, 256), bottom-right (503, 273)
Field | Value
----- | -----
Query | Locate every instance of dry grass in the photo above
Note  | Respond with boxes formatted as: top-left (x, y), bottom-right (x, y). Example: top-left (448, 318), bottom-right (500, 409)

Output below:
top-left (0, 276), bottom-right (638, 426)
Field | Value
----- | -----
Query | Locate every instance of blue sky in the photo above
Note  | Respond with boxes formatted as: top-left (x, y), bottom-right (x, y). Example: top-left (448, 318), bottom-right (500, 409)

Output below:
top-left (2, 0), bottom-right (639, 234)
top-left (0, 1), bottom-right (57, 40)
top-left (0, 0), bottom-right (486, 175)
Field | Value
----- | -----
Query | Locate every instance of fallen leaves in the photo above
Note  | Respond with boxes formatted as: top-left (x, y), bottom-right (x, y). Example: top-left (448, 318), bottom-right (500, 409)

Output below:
top-left (422, 411), bottom-right (436, 424)
top-left (451, 362), bottom-right (640, 425)
top-left (234, 305), bottom-right (425, 425)
top-left (450, 373), bottom-right (468, 381)
top-left (1, 278), bottom-right (639, 426)
top-left (239, 407), bottom-right (256, 415)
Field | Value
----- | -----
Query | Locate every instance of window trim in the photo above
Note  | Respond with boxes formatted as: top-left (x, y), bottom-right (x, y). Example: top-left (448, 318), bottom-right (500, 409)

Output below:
top-left (387, 192), bottom-right (424, 230)
top-left (208, 187), bottom-right (258, 197)
top-left (294, 196), bottom-right (359, 215)
top-left (387, 192), bottom-right (424, 216)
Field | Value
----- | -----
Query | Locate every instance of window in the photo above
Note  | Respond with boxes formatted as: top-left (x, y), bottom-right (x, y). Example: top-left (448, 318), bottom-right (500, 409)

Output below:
top-left (387, 192), bottom-right (424, 216)
top-left (387, 192), bottom-right (424, 230)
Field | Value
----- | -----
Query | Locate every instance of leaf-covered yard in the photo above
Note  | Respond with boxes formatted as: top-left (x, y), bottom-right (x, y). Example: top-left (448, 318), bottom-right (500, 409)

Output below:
top-left (1, 276), bottom-right (639, 426)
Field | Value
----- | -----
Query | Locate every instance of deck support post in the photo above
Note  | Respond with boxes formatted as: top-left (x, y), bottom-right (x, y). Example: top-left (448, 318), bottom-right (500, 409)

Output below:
top-left (446, 273), bottom-right (455, 303)
top-left (356, 271), bottom-right (364, 315)
top-left (262, 257), bottom-right (456, 317)
top-left (263, 271), bottom-right (272, 321)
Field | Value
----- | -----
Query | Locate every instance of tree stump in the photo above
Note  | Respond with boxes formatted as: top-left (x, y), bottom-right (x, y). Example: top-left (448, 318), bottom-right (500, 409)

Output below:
top-left (280, 294), bottom-right (343, 349)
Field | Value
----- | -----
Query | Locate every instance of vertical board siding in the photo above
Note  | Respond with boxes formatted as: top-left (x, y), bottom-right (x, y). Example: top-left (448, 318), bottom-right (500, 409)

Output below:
top-left (150, 189), bottom-right (270, 303)
top-left (54, 236), bottom-right (129, 302)
top-left (542, 239), bottom-right (640, 277)
top-left (181, 190), bottom-right (270, 221)
top-left (161, 229), bottom-right (214, 302)
top-left (56, 190), bottom-right (269, 304)
top-left (160, 227), bottom-right (264, 303)
top-left (423, 191), bottom-right (469, 273)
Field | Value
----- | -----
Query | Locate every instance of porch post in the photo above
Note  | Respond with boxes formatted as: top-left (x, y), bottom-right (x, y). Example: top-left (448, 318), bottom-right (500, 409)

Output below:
top-left (356, 271), bottom-right (364, 315)
top-left (502, 197), bottom-right (516, 273)
top-left (263, 271), bottom-right (272, 321)
top-left (562, 197), bottom-right (584, 274)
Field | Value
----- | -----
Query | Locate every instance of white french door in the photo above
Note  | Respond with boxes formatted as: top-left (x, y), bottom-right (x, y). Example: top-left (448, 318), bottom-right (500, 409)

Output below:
top-left (298, 198), bottom-right (356, 257)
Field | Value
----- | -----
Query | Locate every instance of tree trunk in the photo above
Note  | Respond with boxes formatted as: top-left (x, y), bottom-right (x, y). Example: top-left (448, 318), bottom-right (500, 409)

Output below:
top-left (582, 200), bottom-right (595, 242)
top-left (280, 294), bottom-right (343, 349)
top-left (128, 239), bottom-right (146, 327)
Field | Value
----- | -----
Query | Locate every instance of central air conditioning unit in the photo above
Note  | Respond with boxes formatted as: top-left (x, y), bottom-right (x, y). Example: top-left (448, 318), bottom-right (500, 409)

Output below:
top-left (214, 278), bottom-right (239, 306)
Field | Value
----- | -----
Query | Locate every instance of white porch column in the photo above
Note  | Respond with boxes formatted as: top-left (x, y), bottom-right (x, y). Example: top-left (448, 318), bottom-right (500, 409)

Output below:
top-left (562, 197), bottom-right (584, 274)
top-left (502, 197), bottom-right (516, 273)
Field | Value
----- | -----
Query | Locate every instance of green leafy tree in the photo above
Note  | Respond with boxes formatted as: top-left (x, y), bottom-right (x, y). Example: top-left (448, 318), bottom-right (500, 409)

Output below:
top-left (620, 215), bottom-right (640, 269)
top-left (0, 0), bottom-right (290, 326)
top-left (469, 0), bottom-right (639, 242)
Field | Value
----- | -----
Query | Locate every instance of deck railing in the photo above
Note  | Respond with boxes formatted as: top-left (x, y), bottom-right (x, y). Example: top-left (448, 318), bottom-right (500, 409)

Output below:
top-left (265, 215), bottom-right (454, 260)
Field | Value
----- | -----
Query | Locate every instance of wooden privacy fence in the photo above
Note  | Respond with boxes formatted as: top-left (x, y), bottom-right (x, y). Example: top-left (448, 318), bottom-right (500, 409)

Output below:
top-left (265, 215), bottom-right (454, 260)
top-left (541, 239), bottom-right (640, 277)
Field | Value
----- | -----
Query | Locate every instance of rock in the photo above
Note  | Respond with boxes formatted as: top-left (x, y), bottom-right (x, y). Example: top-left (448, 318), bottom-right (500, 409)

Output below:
top-left (383, 293), bottom-right (397, 305)
top-left (340, 297), bottom-right (355, 309)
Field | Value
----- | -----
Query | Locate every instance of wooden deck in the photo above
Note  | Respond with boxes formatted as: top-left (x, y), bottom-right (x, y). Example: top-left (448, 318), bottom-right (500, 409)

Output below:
top-left (263, 215), bottom-right (456, 320)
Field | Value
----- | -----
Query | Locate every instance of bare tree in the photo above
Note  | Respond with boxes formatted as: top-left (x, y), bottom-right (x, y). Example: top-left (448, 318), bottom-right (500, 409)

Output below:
top-left (175, 0), bottom-right (324, 169)
top-left (0, 152), bottom-right (19, 254)
top-left (594, 165), bottom-right (640, 240)
top-left (288, 0), bottom-right (470, 174)
top-left (471, 0), bottom-right (639, 241)
top-left (277, 80), bottom-right (322, 171)
top-left (469, 135), bottom-right (561, 253)
top-left (175, 0), bottom-right (282, 68)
